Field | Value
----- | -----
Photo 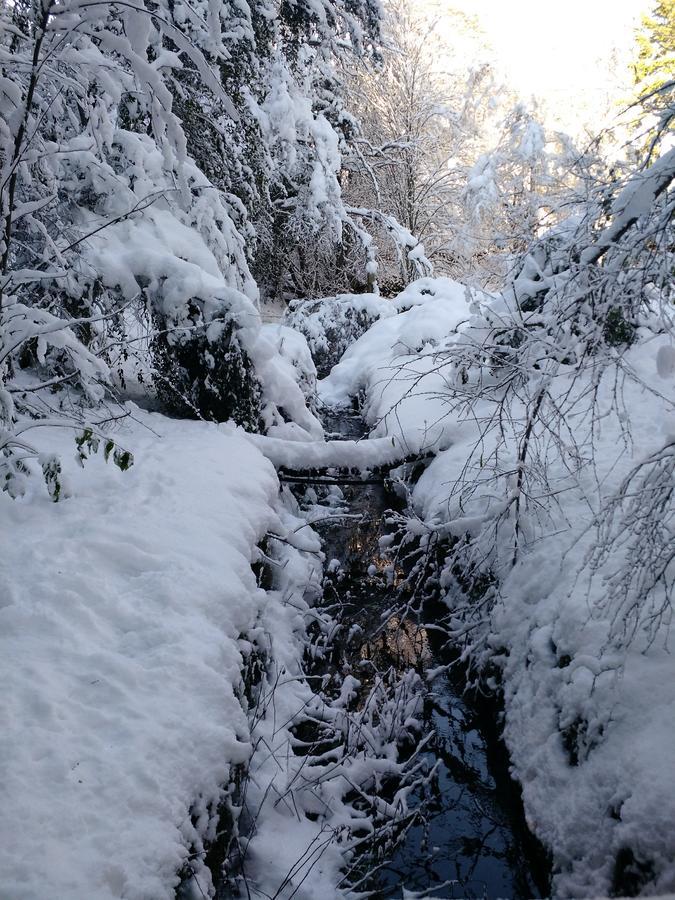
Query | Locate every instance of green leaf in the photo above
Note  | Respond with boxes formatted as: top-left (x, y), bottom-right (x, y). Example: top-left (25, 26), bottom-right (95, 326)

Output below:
top-left (113, 448), bottom-right (134, 472)
top-left (41, 456), bottom-right (62, 502)
top-left (75, 427), bottom-right (93, 450)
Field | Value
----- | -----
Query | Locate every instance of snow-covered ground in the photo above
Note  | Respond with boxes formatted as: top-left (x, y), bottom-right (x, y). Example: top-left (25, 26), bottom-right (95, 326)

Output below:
top-left (4, 271), bottom-right (673, 898)
top-left (0, 408), bottom-right (338, 899)
top-left (0, 395), bottom-right (425, 900)
top-left (0, 412), bottom-right (272, 897)
top-left (317, 278), bottom-right (675, 897)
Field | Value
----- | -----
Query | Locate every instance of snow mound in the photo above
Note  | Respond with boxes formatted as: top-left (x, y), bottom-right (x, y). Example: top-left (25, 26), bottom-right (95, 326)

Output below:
top-left (286, 278), bottom-right (473, 382)
top-left (284, 292), bottom-right (395, 377)
top-left (252, 324), bottom-right (324, 441)
top-left (318, 277), bottom-right (474, 451)
top-left (249, 431), bottom-right (423, 470)
top-left (0, 411), bottom-right (279, 899)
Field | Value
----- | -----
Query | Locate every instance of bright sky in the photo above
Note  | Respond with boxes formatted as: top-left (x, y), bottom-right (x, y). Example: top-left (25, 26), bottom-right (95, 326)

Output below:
top-left (429, 0), bottom-right (652, 134)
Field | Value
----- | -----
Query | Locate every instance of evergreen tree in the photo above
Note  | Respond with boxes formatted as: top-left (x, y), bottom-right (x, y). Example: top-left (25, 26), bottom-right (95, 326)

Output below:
top-left (631, 0), bottom-right (675, 153)
top-left (0, 0), bottom-right (382, 496)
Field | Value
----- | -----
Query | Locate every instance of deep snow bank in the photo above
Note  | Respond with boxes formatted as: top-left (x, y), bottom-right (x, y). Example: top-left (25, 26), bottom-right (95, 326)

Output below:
top-left (285, 278), bottom-right (470, 379)
top-left (318, 278), bottom-right (675, 897)
top-left (0, 410), bottom-right (304, 899)
top-left (318, 277), bottom-right (474, 450)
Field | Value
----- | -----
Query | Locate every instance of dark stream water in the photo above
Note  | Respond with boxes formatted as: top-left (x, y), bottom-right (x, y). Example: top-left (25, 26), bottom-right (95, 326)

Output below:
top-left (310, 412), bottom-right (551, 900)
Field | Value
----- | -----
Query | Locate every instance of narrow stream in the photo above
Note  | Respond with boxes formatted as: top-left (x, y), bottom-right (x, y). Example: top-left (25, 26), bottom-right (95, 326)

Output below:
top-left (310, 411), bottom-right (551, 900)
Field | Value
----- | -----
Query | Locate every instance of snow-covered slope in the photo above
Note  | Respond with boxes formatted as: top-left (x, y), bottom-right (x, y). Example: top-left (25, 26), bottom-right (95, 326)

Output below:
top-left (0, 411), bottom-right (281, 898)
top-left (318, 278), bottom-right (675, 897)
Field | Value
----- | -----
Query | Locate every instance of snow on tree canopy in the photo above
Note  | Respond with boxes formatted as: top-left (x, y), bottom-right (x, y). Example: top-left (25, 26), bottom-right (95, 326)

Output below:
top-left (0, 0), bottom-right (386, 489)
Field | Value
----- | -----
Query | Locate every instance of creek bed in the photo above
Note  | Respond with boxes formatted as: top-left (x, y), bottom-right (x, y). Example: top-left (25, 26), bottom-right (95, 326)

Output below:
top-left (311, 411), bottom-right (551, 899)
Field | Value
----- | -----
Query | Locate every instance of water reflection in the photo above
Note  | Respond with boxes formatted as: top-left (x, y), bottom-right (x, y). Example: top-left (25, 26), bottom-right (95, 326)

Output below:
top-left (361, 616), bottom-right (433, 671)
top-left (374, 670), bottom-right (546, 899)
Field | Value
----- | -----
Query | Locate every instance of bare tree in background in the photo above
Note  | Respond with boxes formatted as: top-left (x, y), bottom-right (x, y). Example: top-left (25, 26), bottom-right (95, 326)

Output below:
top-left (343, 0), bottom-right (498, 292)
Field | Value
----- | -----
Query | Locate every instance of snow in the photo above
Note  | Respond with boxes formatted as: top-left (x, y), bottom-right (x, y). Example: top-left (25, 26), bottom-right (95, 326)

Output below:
top-left (250, 56), bottom-right (346, 245)
top-left (249, 431), bottom-right (417, 469)
top-left (2, 0), bottom-right (446, 891)
top-left (319, 277), bottom-right (475, 451)
top-left (0, 409), bottom-right (285, 899)
top-left (283, 279), bottom-right (466, 377)
top-left (0, 301), bottom-right (109, 415)
top-left (490, 338), bottom-right (675, 896)
top-left (284, 292), bottom-right (396, 376)
top-left (580, 147), bottom-right (675, 265)
top-left (77, 131), bottom-right (259, 332)
top-left (253, 324), bottom-right (324, 440)
top-left (1, 394), bottom-right (425, 899)
top-left (315, 275), bottom-right (675, 897)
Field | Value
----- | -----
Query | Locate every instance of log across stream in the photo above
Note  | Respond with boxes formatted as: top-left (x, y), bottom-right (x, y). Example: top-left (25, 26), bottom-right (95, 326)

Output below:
top-left (209, 410), bottom-right (553, 899)
top-left (309, 411), bottom-right (552, 899)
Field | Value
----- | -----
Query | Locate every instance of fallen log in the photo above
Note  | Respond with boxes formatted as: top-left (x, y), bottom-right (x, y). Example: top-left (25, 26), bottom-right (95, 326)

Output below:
top-left (247, 432), bottom-right (433, 474)
top-left (277, 474), bottom-right (386, 485)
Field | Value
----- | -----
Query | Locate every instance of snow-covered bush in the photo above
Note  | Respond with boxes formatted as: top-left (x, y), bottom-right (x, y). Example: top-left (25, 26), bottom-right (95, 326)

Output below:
top-left (252, 324), bottom-right (324, 440)
top-left (152, 318), bottom-right (263, 427)
top-left (320, 141), bottom-right (675, 896)
top-left (0, 0), bottom-right (390, 496)
top-left (318, 278), bottom-right (475, 414)
top-left (258, 324), bottom-right (318, 405)
top-left (285, 292), bottom-right (394, 377)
